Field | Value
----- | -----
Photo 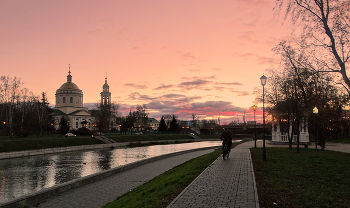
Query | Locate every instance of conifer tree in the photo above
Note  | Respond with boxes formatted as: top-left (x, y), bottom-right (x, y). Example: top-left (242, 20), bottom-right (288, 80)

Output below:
top-left (158, 116), bottom-right (167, 133)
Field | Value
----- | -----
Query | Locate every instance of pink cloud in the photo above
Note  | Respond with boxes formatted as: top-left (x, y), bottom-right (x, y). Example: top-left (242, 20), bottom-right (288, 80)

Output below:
top-left (124, 83), bottom-right (149, 89)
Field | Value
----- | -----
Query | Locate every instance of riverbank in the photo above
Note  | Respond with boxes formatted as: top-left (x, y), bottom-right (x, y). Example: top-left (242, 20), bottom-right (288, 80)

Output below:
top-left (0, 135), bottom-right (103, 152)
top-left (0, 139), bottom-right (208, 160)
top-left (0, 134), bottom-right (200, 153)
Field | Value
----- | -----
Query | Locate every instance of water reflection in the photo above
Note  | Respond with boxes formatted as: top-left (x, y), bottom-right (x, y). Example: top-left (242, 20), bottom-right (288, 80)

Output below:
top-left (0, 141), bottom-right (220, 203)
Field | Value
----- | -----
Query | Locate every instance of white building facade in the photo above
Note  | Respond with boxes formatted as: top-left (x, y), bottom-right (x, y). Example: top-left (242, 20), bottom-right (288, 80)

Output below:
top-left (271, 116), bottom-right (309, 144)
top-left (53, 68), bottom-right (94, 131)
top-left (147, 118), bottom-right (159, 130)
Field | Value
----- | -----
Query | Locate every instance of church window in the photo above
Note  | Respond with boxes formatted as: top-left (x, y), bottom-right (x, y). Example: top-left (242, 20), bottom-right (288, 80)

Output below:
top-left (76, 122), bottom-right (78, 128)
top-left (70, 97), bottom-right (73, 103)
top-left (63, 97), bottom-right (66, 103)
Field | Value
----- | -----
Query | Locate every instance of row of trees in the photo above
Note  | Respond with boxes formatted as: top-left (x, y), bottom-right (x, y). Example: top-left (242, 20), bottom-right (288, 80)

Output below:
top-left (158, 115), bottom-right (180, 133)
top-left (262, 45), bottom-right (349, 150)
top-left (117, 104), bottom-right (148, 134)
top-left (157, 115), bottom-right (221, 134)
top-left (0, 76), bottom-right (52, 137)
top-left (91, 103), bottom-right (119, 133)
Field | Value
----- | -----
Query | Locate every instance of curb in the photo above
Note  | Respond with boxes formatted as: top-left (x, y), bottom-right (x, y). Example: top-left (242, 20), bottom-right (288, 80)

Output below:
top-left (0, 139), bottom-right (207, 160)
top-left (1, 145), bottom-right (220, 208)
top-left (166, 151), bottom-right (222, 208)
top-left (249, 150), bottom-right (260, 208)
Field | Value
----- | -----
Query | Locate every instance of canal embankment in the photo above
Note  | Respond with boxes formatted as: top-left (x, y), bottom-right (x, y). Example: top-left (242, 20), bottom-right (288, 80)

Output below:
top-left (0, 139), bottom-right (211, 160)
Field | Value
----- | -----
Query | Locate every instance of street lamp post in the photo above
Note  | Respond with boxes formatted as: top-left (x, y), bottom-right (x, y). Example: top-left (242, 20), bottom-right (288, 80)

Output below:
top-left (2, 121), bottom-right (6, 134)
top-left (260, 75), bottom-right (267, 161)
top-left (253, 105), bottom-right (257, 148)
top-left (313, 107), bottom-right (318, 150)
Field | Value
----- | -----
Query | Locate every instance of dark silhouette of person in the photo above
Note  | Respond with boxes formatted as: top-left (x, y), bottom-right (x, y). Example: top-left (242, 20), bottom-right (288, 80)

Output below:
top-left (221, 129), bottom-right (232, 151)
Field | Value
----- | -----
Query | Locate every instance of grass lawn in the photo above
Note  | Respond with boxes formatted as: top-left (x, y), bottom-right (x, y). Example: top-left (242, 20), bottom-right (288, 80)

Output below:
top-left (0, 134), bottom-right (104, 152)
top-left (0, 133), bottom-right (201, 152)
top-left (251, 147), bottom-right (350, 208)
top-left (102, 148), bottom-right (223, 208)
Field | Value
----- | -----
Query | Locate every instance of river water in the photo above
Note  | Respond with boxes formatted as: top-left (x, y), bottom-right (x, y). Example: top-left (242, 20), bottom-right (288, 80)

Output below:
top-left (0, 141), bottom-right (221, 203)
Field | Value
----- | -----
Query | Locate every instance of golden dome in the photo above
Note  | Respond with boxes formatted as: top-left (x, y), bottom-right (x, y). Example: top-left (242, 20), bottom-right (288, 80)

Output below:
top-left (59, 82), bottom-right (80, 90)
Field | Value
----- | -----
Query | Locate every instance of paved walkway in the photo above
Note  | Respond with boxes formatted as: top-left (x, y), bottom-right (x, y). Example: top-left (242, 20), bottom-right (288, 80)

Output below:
top-left (29, 149), bottom-right (215, 208)
top-left (167, 141), bottom-right (260, 208)
top-left (266, 141), bottom-right (350, 153)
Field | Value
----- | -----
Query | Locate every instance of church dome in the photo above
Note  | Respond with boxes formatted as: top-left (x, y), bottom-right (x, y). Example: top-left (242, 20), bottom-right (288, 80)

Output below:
top-left (55, 67), bottom-right (84, 108)
top-left (102, 77), bottom-right (109, 91)
top-left (59, 82), bottom-right (80, 90)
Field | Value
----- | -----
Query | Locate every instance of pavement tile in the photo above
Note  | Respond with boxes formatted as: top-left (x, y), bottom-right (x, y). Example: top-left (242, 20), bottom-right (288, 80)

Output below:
top-left (167, 142), bottom-right (260, 208)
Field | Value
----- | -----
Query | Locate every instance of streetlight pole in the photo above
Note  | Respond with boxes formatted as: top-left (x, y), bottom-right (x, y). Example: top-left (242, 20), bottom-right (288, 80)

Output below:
top-left (260, 75), bottom-right (267, 161)
top-left (253, 105), bottom-right (257, 148)
top-left (313, 107), bottom-right (318, 150)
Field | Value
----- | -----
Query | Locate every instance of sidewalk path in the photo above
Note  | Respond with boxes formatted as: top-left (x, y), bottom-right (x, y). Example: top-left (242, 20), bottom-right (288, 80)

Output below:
top-left (167, 141), bottom-right (260, 208)
top-left (28, 149), bottom-right (215, 208)
top-left (265, 141), bottom-right (350, 153)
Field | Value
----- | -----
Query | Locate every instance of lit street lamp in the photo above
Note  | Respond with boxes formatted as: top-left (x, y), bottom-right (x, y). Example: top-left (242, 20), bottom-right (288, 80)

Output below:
top-left (2, 121), bottom-right (6, 134)
top-left (260, 75), bottom-right (267, 161)
top-left (253, 105), bottom-right (257, 148)
top-left (313, 107), bottom-right (318, 150)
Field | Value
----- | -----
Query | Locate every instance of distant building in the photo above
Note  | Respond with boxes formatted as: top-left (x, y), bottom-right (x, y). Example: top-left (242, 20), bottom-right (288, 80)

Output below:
top-left (147, 118), bottom-right (159, 130)
top-left (180, 120), bottom-right (191, 128)
top-left (53, 67), bottom-right (116, 132)
top-left (271, 115), bottom-right (309, 144)
top-left (247, 121), bottom-right (256, 125)
top-left (52, 68), bottom-right (93, 131)
top-left (100, 76), bottom-right (117, 130)
top-left (101, 77), bottom-right (111, 105)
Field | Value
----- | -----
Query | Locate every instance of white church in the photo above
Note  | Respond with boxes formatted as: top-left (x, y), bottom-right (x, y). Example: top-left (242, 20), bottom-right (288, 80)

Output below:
top-left (52, 67), bottom-right (113, 131)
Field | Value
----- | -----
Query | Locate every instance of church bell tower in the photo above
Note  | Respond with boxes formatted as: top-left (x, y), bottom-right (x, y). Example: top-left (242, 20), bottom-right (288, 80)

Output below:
top-left (101, 74), bottom-right (111, 105)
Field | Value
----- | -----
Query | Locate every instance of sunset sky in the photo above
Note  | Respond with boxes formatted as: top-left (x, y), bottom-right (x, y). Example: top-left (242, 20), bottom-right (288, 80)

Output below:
top-left (1, 0), bottom-right (292, 124)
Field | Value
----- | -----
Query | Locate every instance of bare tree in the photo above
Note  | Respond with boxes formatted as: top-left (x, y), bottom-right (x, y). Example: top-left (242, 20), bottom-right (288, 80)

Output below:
top-left (191, 113), bottom-right (197, 127)
top-left (162, 114), bottom-right (173, 128)
top-left (93, 103), bottom-right (118, 133)
top-left (276, 0), bottom-right (350, 93)
top-left (0, 76), bottom-right (22, 136)
top-left (135, 104), bottom-right (148, 132)
top-left (36, 92), bottom-right (52, 136)
top-left (18, 88), bottom-right (36, 137)
top-left (263, 43), bottom-right (349, 150)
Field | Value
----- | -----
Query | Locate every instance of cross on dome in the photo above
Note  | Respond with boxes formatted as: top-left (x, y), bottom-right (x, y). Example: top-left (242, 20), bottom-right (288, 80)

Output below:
top-left (67, 64), bottom-right (72, 82)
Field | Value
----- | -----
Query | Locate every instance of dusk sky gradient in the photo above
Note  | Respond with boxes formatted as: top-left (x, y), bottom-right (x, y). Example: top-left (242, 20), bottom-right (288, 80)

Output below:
top-left (1, 0), bottom-right (293, 124)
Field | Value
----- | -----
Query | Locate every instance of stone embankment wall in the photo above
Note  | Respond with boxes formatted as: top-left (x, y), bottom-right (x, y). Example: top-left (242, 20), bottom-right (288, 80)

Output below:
top-left (0, 139), bottom-right (205, 160)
